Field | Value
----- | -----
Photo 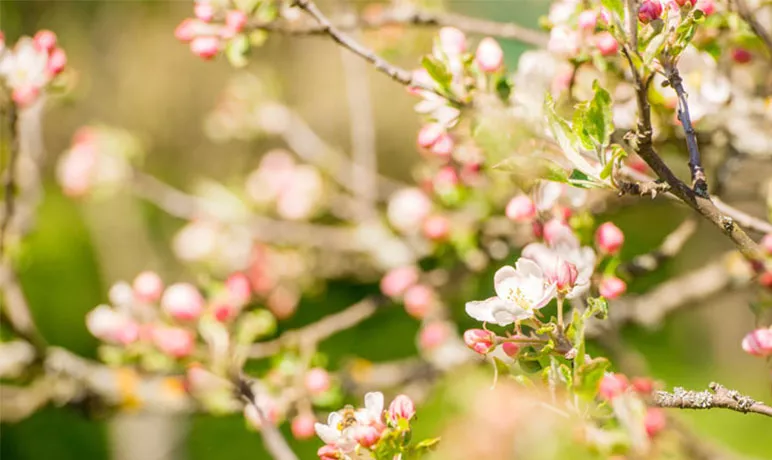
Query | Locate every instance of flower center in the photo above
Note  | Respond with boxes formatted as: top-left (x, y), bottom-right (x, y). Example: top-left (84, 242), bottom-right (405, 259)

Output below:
top-left (506, 287), bottom-right (532, 310)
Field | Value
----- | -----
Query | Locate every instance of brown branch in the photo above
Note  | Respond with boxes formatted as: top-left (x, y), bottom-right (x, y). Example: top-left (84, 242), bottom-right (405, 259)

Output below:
top-left (733, 0), bottom-right (772, 57)
top-left (654, 382), bottom-right (772, 417)
top-left (251, 8), bottom-right (548, 47)
top-left (664, 64), bottom-right (708, 194)
top-left (236, 376), bottom-right (299, 460)
top-left (291, 0), bottom-right (463, 104)
top-left (619, 218), bottom-right (698, 277)
top-left (248, 296), bottom-right (384, 359)
top-left (0, 103), bottom-right (18, 256)
top-left (0, 262), bottom-right (46, 351)
top-left (621, 48), bottom-right (767, 268)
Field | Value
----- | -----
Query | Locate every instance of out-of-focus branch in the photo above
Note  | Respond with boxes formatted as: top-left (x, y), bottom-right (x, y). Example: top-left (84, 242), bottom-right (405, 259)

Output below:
top-left (618, 218), bottom-right (698, 277)
top-left (0, 104), bottom-right (18, 256)
top-left (236, 376), bottom-right (299, 460)
top-left (0, 262), bottom-right (45, 351)
top-left (733, 0), bottom-right (772, 57)
top-left (249, 296), bottom-right (384, 359)
top-left (654, 382), bottom-right (772, 417)
top-left (292, 0), bottom-right (463, 104)
top-left (621, 48), bottom-right (767, 268)
top-left (664, 64), bottom-right (708, 194)
top-left (251, 8), bottom-right (548, 46)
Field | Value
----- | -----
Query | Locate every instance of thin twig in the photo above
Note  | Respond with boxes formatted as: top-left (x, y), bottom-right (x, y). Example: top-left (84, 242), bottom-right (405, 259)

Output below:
top-left (733, 0), bottom-right (772, 57)
top-left (664, 64), bottom-right (708, 195)
top-left (250, 8), bottom-right (548, 47)
top-left (0, 103), bottom-right (18, 256)
top-left (236, 376), bottom-right (299, 460)
top-left (292, 0), bottom-right (463, 104)
top-left (654, 382), bottom-right (772, 417)
top-left (619, 218), bottom-right (698, 277)
top-left (249, 296), bottom-right (384, 359)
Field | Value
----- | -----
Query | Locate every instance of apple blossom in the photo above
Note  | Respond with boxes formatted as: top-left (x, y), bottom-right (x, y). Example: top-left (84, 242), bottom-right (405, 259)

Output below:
top-left (673, 0), bottom-right (696, 6)
top-left (225, 10), bottom-right (248, 34)
top-left (108, 281), bottom-right (135, 308)
top-left (387, 394), bottom-right (416, 423)
top-left (422, 215), bottom-right (450, 241)
top-left (86, 305), bottom-right (140, 345)
top-left (244, 396), bottom-right (280, 430)
top-left (0, 37), bottom-right (50, 107)
top-left (695, 0), bottom-right (716, 14)
top-left (577, 11), bottom-right (598, 30)
top-left (380, 266), bottom-right (419, 298)
top-left (732, 48), bottom-right (752, 64)
top-left (225, 272), bottom-right (252, 306)
top-left (152, 326), bottom-right (195, 358)
top-left (161, 283), bottom-right (205, 320)
top-left (594, 32), bottom-right (619, 57)
top-left (418, 322), bottom-right (450, 350)
top-left (465, 259), bottom-right (557, 326)
top-left (631, 377), bottom-right (655, 394)
top-left (46, 48), bottom-right (67, 76)
top-left (761, 233), bottom-right (772, 254)
top-left (599, 373), bottom-right (629, 400)
top-left (317, 445), bottom-right (338, 460)
top-left (438, 27), bottom-right (467, 56)
top-left (548, 26), bottom-right (580, 58)
top-left (387, 188), bottom-right (432, 233)
top-left (644, 408), bottom-right (667, 438)
top-left (430, 132), bottom-right (455, 158)
top-left (547, 258), bottom-right (579, 294)
top-left (292, 414), bottom-right (317, 440)
top-left (475, 37), bottom-right (504, 73)
top-left (502, 341), bottom-right (520, 357)
top-left (132, 271), bottom-right (164, 303)
top-left (759, 271), bottom-right (772, 288)
top-left (522, 228), bottom-right (596, 299)
top-left (190, 36), bottom-right (219, 60)
top-left (741, 328), bottom-right (772, 356)
top-left (505, 195), bottom-right (537, 222)
top-left (194, 1), bottom-right (215, 22)
top-left (404, 284), bottom-right (435, 318)
top-left (33, 30), bottom-right (57, 52)
top-left (596, 222), bottom-right (625, 255)
top-left (463, 329), bottom-right (494, 354)
top-left (599, 276), bottom-right (627, 299)
top-left (305, 368), bottom-right (332, 395)
top-left (350, 424), bottom-right (381, 448)
top-left (638, 0), bottom-right (663, 23)
top-left (174, 18), bottom-right (198, 42)
top-left (417, 123), bottom-right (444, 149)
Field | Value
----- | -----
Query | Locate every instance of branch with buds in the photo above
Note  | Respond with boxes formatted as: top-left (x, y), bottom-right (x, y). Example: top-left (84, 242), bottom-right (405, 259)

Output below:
top-left (654, 382), bottom-right (772, 417)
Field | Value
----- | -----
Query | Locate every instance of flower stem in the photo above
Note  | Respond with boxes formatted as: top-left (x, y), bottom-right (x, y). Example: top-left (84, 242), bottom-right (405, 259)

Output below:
top-left (557, 296), bottom-right (565, 332)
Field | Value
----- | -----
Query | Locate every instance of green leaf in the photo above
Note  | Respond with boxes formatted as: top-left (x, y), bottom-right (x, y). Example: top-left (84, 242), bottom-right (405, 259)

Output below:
top-left (574, 357), bottom-right (611, 400)
top-left (572, 102), bottom-right (595, 151)
top-left (493, 155), bottom-right (569, 184)
top-left (568, 169), bottom-right (606, 189)
top-left (601, 0), bottom-right (624, 22)
top-left (585, 297), bottom-right (609, 320)
top-left (493, 356), bottom-right (511, 376)
top-left (518, 356), bottom-right (543, 373)
top-left (599, 145), bottom-right (628, 180)
top-left (585, 81), bottom-right (614, 148)
top-left (495, 75), bottom-right (513, 101)
top-left (545, 93), bottom-right (601, 179)
top-left (421, 55), bottom-right (452, 89)
top-left (414, 437), bottom-right (441, 450)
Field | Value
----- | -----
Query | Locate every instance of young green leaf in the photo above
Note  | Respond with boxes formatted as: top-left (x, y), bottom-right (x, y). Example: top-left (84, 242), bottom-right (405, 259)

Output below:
top-left (545, 93), bottom-right (601, 179)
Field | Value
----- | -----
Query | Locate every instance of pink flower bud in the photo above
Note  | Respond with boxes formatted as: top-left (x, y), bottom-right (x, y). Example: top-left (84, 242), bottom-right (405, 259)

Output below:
top-left (463, 329), bottom-right (494, 355)
top-left (194, 1), bottom-right (215, 21)
top-left (304, 367), bottom-right (331, 395)
top-left (225, 10), bottom-right (248, 34)
top-left (732, 48), bottom-right (752, 64)
top-left (596, 222), bottom-right (625, 254)
top-left (33, 30), bottom-right (57, 52)
top-left (631, 377), bottom-right (655, 394)
top-left (407, 68), bottom-right (433, 96)
top-left (599, 276), bottom-right (627, 299)
top-left (598, 8), bottom-right (611, 24)
top-left (416, 123), bottom-right (444, 149)
top-left (577, 11), bottom-right (598, 30)
top-left (505, 195), bottom-right (537, 222)
top-left (430, 133), bottom-right (455, 159)
top-left (422, 215), bottom-right (450, 241)
top-left (317, 445), bottom-right (339, 460)
top-left (548, 258), bottom-right (579, 293)
top-left (543, 218), bottom-right (571, 245)
top-left (46, 47), bottom-right (67, 76)
top-left (644, 408), bottom-right (667, 438)
top-left (161, 283), bottom-right (204, 321)
top-left (761, 234), bottom-right (772, 255)
top-left (593, 32), bottom-right (619, 57)
top-left (438, 27), bottom-right (467, 56)
top-left (212, 303), bottom-right (236, 322)
top-left (418, 323), bottom-right (450, 350)
top-left (133, 271), bottom-right (164, 303)
top-left (434, 166), bottom-right (459, 189)
top-left (760, 271), bottom-right (772, 289)
top-left (741, 328), bottom-right (772, 356)
top-left (291, 414), bottom-right (317, 440)
top-left (12, 85), bottom-right (40, 108)
top-left (695, 0), bottom-right (716, 15)
top-left (226, 272), bottom-right (252, 306)
top-left (502, 341), bottom-right (520, 357)
top-left (599, 372), bottom-right (629, 400)
top-left (673, 0), bottom-right (696, 6)
top-left (152, 326), bottom-right (195, 358)
top-left (351, 425), bottom-right (381, 448)
top-left (475, 37), bottom-right (504, 73)
top-left (86, 305), bottom-right (140, 345)
top-left (387, 188), bottom-right (432, 233)
top-left (388, 394), bottom-right (416, 423)
top-left (404, 284), bottom-right (434, 319)
top-left (380, 266), bottom-right (419, 298)
top-left (190, 36), bottom-right (219, 60)
top-left (638, 0), bottom-right (664, 23)
top-left (175, 18), bottom-right (198, 42)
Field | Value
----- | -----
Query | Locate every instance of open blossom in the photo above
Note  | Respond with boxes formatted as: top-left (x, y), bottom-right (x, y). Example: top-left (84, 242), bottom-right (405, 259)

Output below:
top-left (0, 37), bottom-right (50, 107)
top-left (465, 259), bottom-right (557, 326)
top-left (314, 392), bottom-right (385, 454)
top-left (522, 227), bottom-right (596, 299)
top-left (741, 328), bottom-right (772, 356)
top-left (548, 26), bottom-right (580, 58)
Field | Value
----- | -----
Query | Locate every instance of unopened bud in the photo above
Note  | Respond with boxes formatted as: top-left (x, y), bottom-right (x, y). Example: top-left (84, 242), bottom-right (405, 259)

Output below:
top-left (438, 27), bottom-right (467, 56)
top-left (593, 32), bottom-right (619, 57)
top-left (595, 222), bottom-right (624, 254)
top-left (33, 30), bottom-right (57, 52)
top-left (291, 414), bottom-right (317, 440)
top-left (133, 271), bottom-right (164, 303)
top-left (741, 328), bottom-right (772, 356)
top-left (638, 0), bottom-right (663, 23)
top-left (577, 11), bottom-right (598, 30)
top-left (475, 37), bottom-right (504, 73)
top-left (304, 367), bottom-right (331, 395)
top-left (387, 394), bottom-right (416, 424)
top-left (598, 372), bottom-right (629, 400)
top-left (422, 215), bottom-right (450, 241)
top-left (502, 341), bottom-right (520, 357)
top-left (644, 408), bottom-right (667, 438)
top-left (190, 36), bottom-right (220, 60)
top-left (599, 276), bottom-right (627, 299)
top-left (505, 195), bottom-right (537, 222)
top-left (161, 283), bottom-right (205, 321)
top-left (463, 329), bottom-right (495, 355)
top-left (404, 284), bottom-right (434, 319)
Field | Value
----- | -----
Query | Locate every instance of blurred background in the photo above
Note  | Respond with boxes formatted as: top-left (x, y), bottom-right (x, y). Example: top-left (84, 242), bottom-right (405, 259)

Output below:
top-left (1, 0), bottom-right (771, 458)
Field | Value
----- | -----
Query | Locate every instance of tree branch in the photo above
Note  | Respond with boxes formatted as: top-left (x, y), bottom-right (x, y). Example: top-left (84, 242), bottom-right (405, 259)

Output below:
top-left (236, 376), bottom-right (299, 460)
top-left (251, 8), bottom-right (548, 47)
top-left (619, 218), bottom-right (697, 277)
top-left (654, 382), bottom-right (772, 417)
top-left (733, 0), bottom-right (772, 57)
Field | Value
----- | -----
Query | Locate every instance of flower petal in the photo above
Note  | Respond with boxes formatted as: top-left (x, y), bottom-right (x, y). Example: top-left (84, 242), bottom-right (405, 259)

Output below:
top-left (364, 391), bottom-right (384, 418)
top-left (315, 423), bottom-right (341, 444)
top-left (465, 298), bottom-right (503, 323)
top-left (515, 258), bottom-right (544, 279)
top-left (491, 303), bottom-right (532, 325)
top-left (493, 265), bottom-right (517, 299)
top-left (531, 283), bottom-right (557, 310)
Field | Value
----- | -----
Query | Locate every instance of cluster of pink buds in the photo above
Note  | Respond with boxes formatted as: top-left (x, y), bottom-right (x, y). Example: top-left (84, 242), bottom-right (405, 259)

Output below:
top-left (638, 0), bottom-right (664, 23)
top-left (315, 392), bottom-right (416, 459)
top-left (380, 266), bottom-right (437, 319)
top-left (0, 30), bottom-right (67, 107)
top-left (174, 1), bottom-right (249, 60)
top-left (599, 373), bottom-right (666, 439)
top-left (86, 271), bottom-right (256, 366)
top-left (547, 6), bottom-right (617, 59)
